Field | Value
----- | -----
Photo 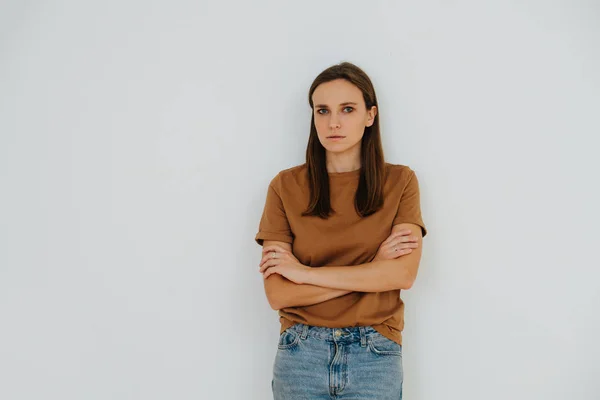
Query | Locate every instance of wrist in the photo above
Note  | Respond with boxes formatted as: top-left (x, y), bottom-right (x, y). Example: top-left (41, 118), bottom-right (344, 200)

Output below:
top-left (303, 264), bottom-right (317, 285)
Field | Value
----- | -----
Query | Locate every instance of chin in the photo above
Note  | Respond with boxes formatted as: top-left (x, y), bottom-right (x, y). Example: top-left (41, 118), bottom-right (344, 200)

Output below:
top-left (324, 146), bottom-right (351, 153)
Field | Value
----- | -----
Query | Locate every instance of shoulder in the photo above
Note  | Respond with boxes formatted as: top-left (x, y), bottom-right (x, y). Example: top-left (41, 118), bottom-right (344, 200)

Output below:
top-left (272, 162), bottom-right (308, 182)
top-left (269, 163), bottom-right (308, 191)
top-left (385, 162), bottom-right (416, 181)
top-left (277, 163), bottom-right (307, 179)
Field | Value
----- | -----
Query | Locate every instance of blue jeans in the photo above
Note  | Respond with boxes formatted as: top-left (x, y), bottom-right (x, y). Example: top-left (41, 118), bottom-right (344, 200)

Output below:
top-left (272, 323), bottom-right (403, 399)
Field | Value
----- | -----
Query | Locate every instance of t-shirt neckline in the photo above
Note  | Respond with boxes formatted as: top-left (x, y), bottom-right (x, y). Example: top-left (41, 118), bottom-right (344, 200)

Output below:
top-left (327, 168), bottom-right (361, 180)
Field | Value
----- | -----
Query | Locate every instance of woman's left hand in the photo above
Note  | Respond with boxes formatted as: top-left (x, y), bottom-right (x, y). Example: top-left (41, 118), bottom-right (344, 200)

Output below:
top-left (259, 245), bottom-right (311, 284)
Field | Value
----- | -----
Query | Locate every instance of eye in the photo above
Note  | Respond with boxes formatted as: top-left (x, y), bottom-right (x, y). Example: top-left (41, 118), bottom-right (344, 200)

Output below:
top-left (316, 107), bottom-right (354, 115)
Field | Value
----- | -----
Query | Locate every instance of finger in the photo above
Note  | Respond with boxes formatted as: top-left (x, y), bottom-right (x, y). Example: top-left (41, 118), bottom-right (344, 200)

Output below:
top-left (261, 260), bottom-right (280, 273)
top-left (393, 241), bottom-right (418, 252)
top-left (389, 248), bottom-right (411, 258)
top-left (263, 266), bottom-right (278, 279)
top-left (394, 245), bottom-right (415, 255)
top-left (262, 245), bottom-right (286, 254)
top-left (382, 230), bottom-right (411, 245)
top-left (262, 249), bottom-right (290, 266)
top-left (262, 246), bottom-right (276, 254)
top-left (260, 251), bottom-right (278, 266)
top-left (259, 255), bottom-right (269, 268)
top-left (391, 239), bottom-right (419, 249)
top-left (260, 246), bottom-right (286, 266)
top-left (393, 235), bottom-right (418, 244)
top-left (383, 238), bottom-right (408, 250)
top-left (259, 259), bottom-right (277, 273)
top-left (392, 231), bottom-right (413, 241)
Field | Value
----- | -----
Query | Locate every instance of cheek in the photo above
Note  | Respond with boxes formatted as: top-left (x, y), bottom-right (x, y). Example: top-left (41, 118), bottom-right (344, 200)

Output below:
top-left (314, 118), bottom-right (328, 134)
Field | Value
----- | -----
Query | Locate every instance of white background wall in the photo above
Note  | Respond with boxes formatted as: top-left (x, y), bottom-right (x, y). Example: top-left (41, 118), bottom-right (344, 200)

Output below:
top-left (1, 1), bottom-right (599, 399)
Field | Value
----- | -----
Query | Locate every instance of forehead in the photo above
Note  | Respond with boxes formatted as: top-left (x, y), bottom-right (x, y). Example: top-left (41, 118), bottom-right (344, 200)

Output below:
top-left (312, 79), bottom-right (363, 106)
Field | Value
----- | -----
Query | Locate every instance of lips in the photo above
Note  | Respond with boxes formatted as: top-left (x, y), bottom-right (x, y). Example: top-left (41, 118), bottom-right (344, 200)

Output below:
top-left (327, 136), bottom-right (345, 138)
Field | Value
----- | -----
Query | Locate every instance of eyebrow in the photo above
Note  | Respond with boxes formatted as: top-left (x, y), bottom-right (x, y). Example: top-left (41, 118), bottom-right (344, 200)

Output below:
top-left (314, 102), bottom-right (358, 108)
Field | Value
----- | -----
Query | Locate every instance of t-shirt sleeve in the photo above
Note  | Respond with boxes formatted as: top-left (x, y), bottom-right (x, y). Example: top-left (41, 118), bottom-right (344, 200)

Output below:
top-left (392, 169), bottom-right (428, 238)
top-left (254, 174), bottom-right (294, 246)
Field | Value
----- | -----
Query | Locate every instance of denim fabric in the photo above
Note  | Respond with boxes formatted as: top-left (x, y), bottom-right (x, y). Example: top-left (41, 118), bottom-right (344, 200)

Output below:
top-left (272, 323), bottom-right (403, 399)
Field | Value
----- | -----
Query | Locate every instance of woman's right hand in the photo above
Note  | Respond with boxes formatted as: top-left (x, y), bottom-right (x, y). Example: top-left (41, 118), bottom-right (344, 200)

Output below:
top-left (373, 229), bottom-right (419, 261)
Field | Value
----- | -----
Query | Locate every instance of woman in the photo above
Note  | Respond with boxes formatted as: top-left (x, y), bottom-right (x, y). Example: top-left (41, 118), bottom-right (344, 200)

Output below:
top-left (255, 61), bottom-right (428, 399)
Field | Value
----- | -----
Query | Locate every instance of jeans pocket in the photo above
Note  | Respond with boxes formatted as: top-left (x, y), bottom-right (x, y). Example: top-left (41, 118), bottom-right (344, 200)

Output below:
top-left (277, 328), bottom-right (300, 350)
top-left (367, 332), bottom-right (402, 356)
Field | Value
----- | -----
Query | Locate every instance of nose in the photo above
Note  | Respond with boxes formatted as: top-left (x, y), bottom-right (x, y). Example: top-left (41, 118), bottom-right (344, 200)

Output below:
top-left (329, 114), bottom-right (341, 130)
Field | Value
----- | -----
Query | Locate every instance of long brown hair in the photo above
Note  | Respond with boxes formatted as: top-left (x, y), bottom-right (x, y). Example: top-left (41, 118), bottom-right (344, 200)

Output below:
top-left (302, 61), bottom-right (386, 219)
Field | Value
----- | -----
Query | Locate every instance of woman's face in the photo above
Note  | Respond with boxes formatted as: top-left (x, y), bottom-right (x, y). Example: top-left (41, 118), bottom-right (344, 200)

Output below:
top-left (312, 79), bottom-right (377, 155)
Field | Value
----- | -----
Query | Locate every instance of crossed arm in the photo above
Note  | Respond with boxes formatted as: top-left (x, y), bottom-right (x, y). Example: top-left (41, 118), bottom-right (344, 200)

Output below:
top-left (261, 223), bottom-right (424, 310)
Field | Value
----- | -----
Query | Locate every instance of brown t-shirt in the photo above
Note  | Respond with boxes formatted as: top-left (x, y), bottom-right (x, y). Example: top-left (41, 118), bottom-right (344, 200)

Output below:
top-left (254, 162), bottom-right (427, 345)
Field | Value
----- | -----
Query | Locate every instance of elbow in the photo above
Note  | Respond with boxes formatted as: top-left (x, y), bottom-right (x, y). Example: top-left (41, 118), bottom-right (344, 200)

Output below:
top-left (265, 290), bottom-right (283, 310)
top-left (399, 269), bottom-right (416, 290)
top-left (267, 290), bottom-right (295, 310)
top-left (268, 296), bottom-right (283, 310)
top-left (395, 278), bottom-right (413, 291)
top-left (386, 259), bottom-right (418, 291)
top-left (264, 276), bottom-right (285, 310)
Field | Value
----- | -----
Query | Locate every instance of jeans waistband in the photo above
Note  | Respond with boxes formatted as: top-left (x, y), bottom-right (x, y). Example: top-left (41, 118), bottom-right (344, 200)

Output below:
top-left (287, 323), bottom-right (381, 345)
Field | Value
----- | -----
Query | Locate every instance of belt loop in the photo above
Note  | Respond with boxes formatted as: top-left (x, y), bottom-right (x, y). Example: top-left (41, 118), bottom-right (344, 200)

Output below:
top-left (359, 326), bottom-right (367, 347)
top-left (301, 324), bottom-right (309, 340)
